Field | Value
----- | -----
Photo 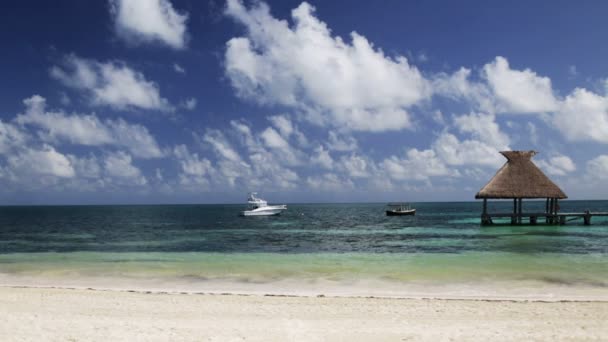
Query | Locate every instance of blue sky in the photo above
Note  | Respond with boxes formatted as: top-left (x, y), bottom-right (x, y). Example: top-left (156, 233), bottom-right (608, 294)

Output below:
top-left (1, 0), bottom-right (608, 204)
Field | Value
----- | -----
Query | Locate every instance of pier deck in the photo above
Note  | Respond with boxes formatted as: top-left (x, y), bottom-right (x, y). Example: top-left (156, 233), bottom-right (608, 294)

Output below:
top-left (481, 211), bottom-right (608, 225)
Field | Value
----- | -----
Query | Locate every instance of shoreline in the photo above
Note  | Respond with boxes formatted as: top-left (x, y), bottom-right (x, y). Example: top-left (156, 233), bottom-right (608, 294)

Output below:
top-left (3, 284), bottom-right (608, 303)
top-left (2, 274), bottom-right (608, 302)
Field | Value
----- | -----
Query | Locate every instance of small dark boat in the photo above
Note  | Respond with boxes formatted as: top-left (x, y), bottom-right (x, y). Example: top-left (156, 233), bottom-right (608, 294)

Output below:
top-left (386, 203), bottom-right (416, 216)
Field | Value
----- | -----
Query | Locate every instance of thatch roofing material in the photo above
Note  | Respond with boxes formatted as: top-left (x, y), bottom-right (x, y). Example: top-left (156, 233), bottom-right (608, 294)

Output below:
top-left (475, 151), bottom-right (567, 199)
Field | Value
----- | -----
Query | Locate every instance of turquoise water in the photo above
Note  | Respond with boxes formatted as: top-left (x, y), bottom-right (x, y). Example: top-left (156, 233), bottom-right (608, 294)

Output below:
top-left (1, 201), bottom-right (607, 286)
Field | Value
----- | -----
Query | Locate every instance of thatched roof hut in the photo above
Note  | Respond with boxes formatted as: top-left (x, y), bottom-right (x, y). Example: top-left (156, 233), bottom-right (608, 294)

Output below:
top-left (476, 150), bottom-right (567, 225)
top-left (476, 151), bottom-right (567, 199)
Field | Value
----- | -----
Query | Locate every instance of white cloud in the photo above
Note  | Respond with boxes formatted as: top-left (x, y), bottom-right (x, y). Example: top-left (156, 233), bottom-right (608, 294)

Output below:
top-left (310, 145), bottom-right (333, 169)
top-left (268, 115), bottom-right (294, 137)
top-left (103, 151), bottom-right (147, 185)
top-left (16, 95), bottom-right (163, 158)
top-left (0, 120), bottom-right (28, 154)
top-left (586, 155), bottom-right (608, 181)
top-left (110, 0), bottom-right (188, 49)
top-left (306, 173), bottom-right (353, 191)
top-left (268, 115), bottom-right (308, 147)
top-left (248, 151), bottom-right (299, 189)
top-left (51, 54), bottom-right (172, 111)
top-left (326, 131), bottom-right (357, 152)
top-left (553, 88), bottom-right (608, 143)
top-left (69, 154), bottom-right (101, 179)
top-left (224, 0), bottom-right (429, 132)
top-left (202, 129), bottom-right (242, 162)
top-left (381, 148), bottom-right (455, 181)
top-left (173, 63), bottom-right (186, 74)
top-left (432, 67), bottom-right (496, 113)
top-left (537, 155), bottom-right (576, 176)
top-left (338, 154), bottom-right (370, 178)
top-left (181, 97), bottom-right (197, 110)
top-left (260, 127), bottom-right (289, 150)
top-left (483, 56), bottom-right (558, 113)
top-left (173, 144), bottom-right (213, 186)
top-left (453, 112), bottom-right (510, 149)
top-left (260, 126), bottom-right (302, 166)
top-left (433, 132), bottom-right (506, 168)
top-left (8, 144), bottom-right (75, 178)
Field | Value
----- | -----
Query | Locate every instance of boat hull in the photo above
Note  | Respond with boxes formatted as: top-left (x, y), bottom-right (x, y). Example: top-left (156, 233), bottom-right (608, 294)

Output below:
top-left (386, 209), bottom-right (416, 216)
top-left (241, 205), bottom-right (287, 216)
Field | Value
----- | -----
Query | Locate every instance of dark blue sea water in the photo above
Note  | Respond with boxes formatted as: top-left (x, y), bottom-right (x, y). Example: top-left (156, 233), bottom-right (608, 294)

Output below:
top-left (0, 201), bottom-right (607, 286)
top-left (1, 201), bottom-right (608, 254)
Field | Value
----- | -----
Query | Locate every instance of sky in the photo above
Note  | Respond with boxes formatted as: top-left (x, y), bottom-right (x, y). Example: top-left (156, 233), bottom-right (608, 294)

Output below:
top-left (1, 0), bottom-right (608, 204)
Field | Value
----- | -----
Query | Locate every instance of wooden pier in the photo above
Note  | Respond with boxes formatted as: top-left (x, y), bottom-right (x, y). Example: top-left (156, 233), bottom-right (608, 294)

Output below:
top-left (481, 211), bottom-right (608, 225)
top-left (475, 150), bottom-right (583, 227)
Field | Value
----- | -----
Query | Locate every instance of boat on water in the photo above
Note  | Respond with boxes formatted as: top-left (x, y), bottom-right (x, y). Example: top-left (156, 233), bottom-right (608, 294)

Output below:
top-left (240, 193), bottom-right (287, 216)
top-left (386, 203), bottom-right (416, 216)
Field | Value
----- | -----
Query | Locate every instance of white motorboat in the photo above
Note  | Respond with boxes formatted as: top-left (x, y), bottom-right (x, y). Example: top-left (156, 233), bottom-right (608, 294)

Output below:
top-left (240, 193), bottom-right (287, 216)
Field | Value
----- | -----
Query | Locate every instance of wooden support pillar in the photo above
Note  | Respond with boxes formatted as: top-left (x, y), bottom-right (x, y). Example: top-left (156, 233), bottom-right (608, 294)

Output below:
top-left (584, 210), bottom-right (591, 225)
top-left (530, 216), bottom-right (537, 225)
top-left (545, 198), bottom-right (549, 224)
top-left (559, 215), bottom-right (566, 225)
top-left (518, 198), bottom-right (523, 224)
top-left (511, 198), bottom-right (517, 225)
top-left (549, 198), bottom-right (555, 224)
top-left (481, 198), bottom-right (491, 225)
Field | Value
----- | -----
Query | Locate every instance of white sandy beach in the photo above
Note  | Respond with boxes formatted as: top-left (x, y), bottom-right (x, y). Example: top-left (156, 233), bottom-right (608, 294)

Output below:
top-left (1, 286), bottom-right (607, 341)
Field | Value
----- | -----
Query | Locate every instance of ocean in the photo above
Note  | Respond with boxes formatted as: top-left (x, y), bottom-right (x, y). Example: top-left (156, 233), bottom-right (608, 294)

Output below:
top-left (1, 201), bottom-right (608, 296)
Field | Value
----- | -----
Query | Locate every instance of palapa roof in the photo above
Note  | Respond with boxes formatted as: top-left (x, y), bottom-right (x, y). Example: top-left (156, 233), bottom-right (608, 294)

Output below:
top-left (475, 151), bottom-right (567, 199)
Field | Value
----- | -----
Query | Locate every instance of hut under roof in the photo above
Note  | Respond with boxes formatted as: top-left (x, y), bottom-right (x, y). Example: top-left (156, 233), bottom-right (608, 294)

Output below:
top-left (476, 151), bottom-right (567, 224)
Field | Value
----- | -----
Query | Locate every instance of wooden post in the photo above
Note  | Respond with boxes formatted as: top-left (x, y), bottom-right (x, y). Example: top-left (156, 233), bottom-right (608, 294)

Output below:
top-left (584, 210), bottom-right (591, 225)
top-left (545, 198), bottom-right (549, 224)
top-left (481, 198), bottom-right (490, 225)
top-left (549, 198), bottom-right (555, 224)
top-left (530, 216), bottom-right (537, 225)
top-left (512, 198), bottom-right (517, 225)
top-left (559, 215), bottom-right (566, 225)
top-left (518, 198), bottom-right (523, 224)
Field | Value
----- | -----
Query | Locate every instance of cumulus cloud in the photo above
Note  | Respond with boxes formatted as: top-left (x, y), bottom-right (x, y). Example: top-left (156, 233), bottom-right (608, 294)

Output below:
top-left (173, 144), bottom-right (213, 187)
top-left (585, 155), bottom-right (608, 181)
top-left (310, 145), bottom-right (333, 169)
top-left (16, 95), bottom-right (163, 158)
top-left (338, 154), bottom-right (371, 178)
top-left (7, 144), bottom-right (75, 178)
top-left (453, 112), bottom-right (510, 149)
top-left (380, 148), bottom-right (455, 181)
top-left (306, 173), bottom-right (353, 191)
top-left (432, 67), bottom-right (496, 113)
top-left (483, 56), bottom-right (558, 113)
top-left (103, 151), bottom-right (147, 186)
top-left (224, 0), bottom-right (429, 132)
top-left (433, 132), bottom-right (506, 168)
top-left (50, 54), bottom-right (172, 111)
top-left (110, 0), bottom-right (188, 49)
top-left (537, 155), bottom-right (576, 176)
top-left (0, 120), bottom-right (28, 154)
top-left (326, 131), bottom-right (357, 152)
top-left (553, 88), bottom-right (608, 143)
